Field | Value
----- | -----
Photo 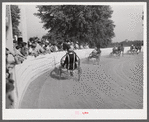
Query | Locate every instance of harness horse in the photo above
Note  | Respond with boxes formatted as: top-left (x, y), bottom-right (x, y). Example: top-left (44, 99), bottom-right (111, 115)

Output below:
top-left (58, 51), bottom-right (81, 81)
top-left (127, 45), bottom-right (141, 55)
top-left (88, 49), bottom-right (101, 64)
top-left (110, 46), bottom-right (124, 57)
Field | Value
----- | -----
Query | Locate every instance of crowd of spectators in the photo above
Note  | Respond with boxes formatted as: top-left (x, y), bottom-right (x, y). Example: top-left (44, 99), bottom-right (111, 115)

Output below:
top-left (5, 37), bottom-right (89, 108)
top-left (26, 38), bottom-right (89, 58)
top-left (6, 48), bottom-right (17, 108)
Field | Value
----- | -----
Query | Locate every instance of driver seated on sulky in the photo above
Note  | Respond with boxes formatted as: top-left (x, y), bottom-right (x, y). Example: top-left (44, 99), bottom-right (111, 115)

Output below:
top-left (130, 44), bottom-right (135, 51)
top-left (90, 47), bottom-right (101, 58)
top-left (61, 45), bottom-right (80, 76)
top-left (113, 46), bottom-right (118, 53)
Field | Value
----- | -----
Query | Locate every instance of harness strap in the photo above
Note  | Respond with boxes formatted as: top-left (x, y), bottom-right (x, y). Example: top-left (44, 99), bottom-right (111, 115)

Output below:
top-left (67, 52), bottom-right (76, 70)
top-left (73, 53), bottom-right (75, 70)
top-left (67, 54), bottom-right (70, 70)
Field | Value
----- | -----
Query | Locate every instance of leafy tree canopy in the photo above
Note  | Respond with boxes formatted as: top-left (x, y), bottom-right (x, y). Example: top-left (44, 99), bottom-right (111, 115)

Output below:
top-left (35, 5), bottom-right (115, 48)
top-left (11, 5), bottom-right (21, 37)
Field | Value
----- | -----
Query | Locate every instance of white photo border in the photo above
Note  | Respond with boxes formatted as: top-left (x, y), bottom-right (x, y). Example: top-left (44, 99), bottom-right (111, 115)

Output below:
top-left (2, 2), bottom-right (147, 120)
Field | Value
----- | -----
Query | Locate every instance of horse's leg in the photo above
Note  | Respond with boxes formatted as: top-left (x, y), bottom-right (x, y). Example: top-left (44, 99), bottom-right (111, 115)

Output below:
top-left (118, 51), bottom-right (120, 57)
top-left (96, 57), bottom-right (99, 65)
top-left (94, 57), bottom-right (96, 65)
top-left (78, 66), bottom-right (81, 81)
top-left (70, 70), bottom-right (73, 76)
top-left (137, 49), bottom-right (139, 54)
top-left (88, 56), bottom-right (90, 62)
top-left (97, 55), bottom-right (100, 65)
top-left (120, 51), bottom-right (121, 56)
top-left (120, 51), bottom-right (122, 56)
top-left (59, 66), bottom-right (62, 79)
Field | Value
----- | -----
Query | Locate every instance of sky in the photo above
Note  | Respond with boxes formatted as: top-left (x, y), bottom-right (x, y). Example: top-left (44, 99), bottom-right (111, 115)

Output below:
top-left (110, 5), bottom-right (143, 42)
top-left (18, 4), bottom-right (144, 43)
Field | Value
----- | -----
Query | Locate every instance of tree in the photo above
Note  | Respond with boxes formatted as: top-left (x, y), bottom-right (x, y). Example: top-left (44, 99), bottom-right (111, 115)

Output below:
top-left (11, 5), bottom-right (21, 37)
top-left (29, 36), bottom-right (40, 43)
top-left (35, 5), bottom-right (115, 48)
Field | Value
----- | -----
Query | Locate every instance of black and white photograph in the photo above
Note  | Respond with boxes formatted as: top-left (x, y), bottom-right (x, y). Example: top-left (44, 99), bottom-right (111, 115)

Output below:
top-left (3, 2), bottom-right (147, 119)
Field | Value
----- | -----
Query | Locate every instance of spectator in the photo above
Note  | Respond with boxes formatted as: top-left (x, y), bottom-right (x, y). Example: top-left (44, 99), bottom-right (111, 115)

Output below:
top-left (6, 48), bottom-right (16, 108)
top-left (35, 42), bottom-right (45, 54)
top-left (15, 46), bottom-right (26, 63)
top-left (20, 42), bottom-right (28, 57)
top-left (28, 41), bottom-right (32, 48)
top-left (13, 39), bottom-right (17, 49)
top-left (6, 48), bottom-right (18, 68)
top-left (45, 44), bottom-right (51, 54)
top-left (31, 44), bottom-right (39, 57)
top-left (6, 76), bottom-right (14, 95)
top-left (80, 45), bottom-right (84, 49)
top-left (84, 44), bottom-right (89, 49)
top-left (75, 43), bottom-right (79, 49)
top-left (48, 43), bottom-right (52, 52)
top-left (50, 44), bottom-right (55, 52)
top-left (57, 42), bottom-right (63, 51)
top-left (28, 46), bottom-right (33, 55)
top-left (67, 41), bottom-right (71, 45)
top-left (70, 44), bottom-right (74, 50)
top-left (54, 44), bottom-right (59, 52)
top-left (6, 73), bottom-right (15, 108)
top-left (63, 41), bottom-right (69, 51)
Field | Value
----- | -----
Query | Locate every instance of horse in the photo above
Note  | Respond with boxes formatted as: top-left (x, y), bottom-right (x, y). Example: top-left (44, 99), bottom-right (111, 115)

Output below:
top-left (88, 48), bottom-right (101, 64)
top-left (58, 50), bottom-right (81, 81)
top-left (127, 45), bottom-right (140, 55)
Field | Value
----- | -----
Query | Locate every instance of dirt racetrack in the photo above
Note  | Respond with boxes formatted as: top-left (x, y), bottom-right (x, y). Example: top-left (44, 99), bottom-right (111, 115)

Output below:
top-left (20, 53), bottom-right (143, 109)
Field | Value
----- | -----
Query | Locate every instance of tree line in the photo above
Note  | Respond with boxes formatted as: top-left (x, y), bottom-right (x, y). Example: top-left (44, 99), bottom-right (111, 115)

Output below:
top-left (107, 40), bottom-right (143, 48)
